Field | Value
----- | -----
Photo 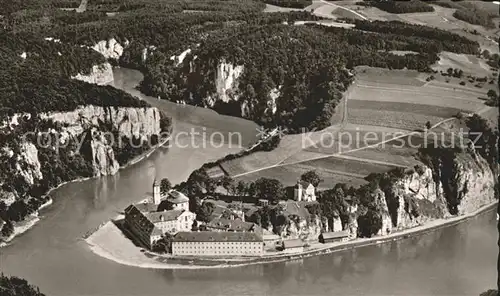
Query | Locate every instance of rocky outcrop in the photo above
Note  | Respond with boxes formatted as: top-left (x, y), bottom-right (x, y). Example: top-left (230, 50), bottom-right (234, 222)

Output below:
top-left (214, 61), bottom-right (244, 103)
top-left (38, 105), bottom-right (163, 176)
top-left (278, 216), bottom-right (323, 241)
top-left (16, 142), bottom-right (43, 185)
top-left (92, 38), bottom-right (127, 60)
top-left (71, 63), bottom-right (114, 85)
top-left (40, 105), bottom-right (162, 141)
top-left (379, 149), bottom-right (495, 232)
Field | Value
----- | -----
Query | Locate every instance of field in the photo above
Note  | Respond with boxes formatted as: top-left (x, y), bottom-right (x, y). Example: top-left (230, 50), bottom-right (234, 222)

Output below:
top-left (432, 51), bottom-right (495, 78)
top-left (234, 160), bottom-right (369, 189)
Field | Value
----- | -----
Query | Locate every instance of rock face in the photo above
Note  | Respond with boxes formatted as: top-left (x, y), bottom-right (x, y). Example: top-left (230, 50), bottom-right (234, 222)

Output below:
top-left (274, 148), bottom-right (496, 240)
top-left (39, 105), bottom-right (163, 176)
top-left (91, 38), bottom-right (127, 60)
top-left (16, 142), bottom-right (43, 185)
top-left (71, 63), bottom-right (114, 85)
top-left (214, 61), bottom-right (244, 103)
top-left (278, 216), bottom-right (323, 241)
top-left (379, 149), bottom-right (495, 232)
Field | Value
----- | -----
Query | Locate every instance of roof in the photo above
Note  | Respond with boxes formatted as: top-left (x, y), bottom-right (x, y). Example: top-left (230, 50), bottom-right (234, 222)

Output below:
top-left (124, 205), bottom-right (158, 236)
top-left (173, 231), bottom-right (263, 243)
top-left (283, 202), bottom-right (310, 219)
top-left (263, 234), bottom-right (281, 241)
top-left (167, 190), bottom-right (189, 204)
top-left (131, 202), bottom-right (158, 213)
top-left (320, 231), bottom-right (350, 240)
top-left (207, 218), bottom-right (260, 233)
top-left (283, 239), bottom-right (304, 249)
top-left (146, 210), bottom-right (184, 223)
top-left (208, 205), bottom-right (226, 220)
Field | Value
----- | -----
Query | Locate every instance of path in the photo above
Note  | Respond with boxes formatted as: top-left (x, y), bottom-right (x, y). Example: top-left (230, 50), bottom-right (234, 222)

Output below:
top-left (317, 0), bottom-right (368, 21)
top-left (76, 0), bottom-right (88, 13)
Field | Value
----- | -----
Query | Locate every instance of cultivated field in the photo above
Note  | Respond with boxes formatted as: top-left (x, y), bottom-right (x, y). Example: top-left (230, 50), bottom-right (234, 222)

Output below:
top-left (234, 160), bottom-right (369, 189)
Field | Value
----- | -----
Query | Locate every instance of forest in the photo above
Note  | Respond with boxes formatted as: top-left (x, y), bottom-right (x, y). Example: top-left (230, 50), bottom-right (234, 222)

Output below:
top-left (431, 1), bottom-right (496, 28)
top-left (357, 0), bottom-right (434, 14)
top-left (0, 23), bottom-right (172, 239)
top-left (0, 274), bottom-right (46, 296)
top-left (262, 0), bottom-right (312, 9)
top-left (138, 20), bottom-right (479, 132)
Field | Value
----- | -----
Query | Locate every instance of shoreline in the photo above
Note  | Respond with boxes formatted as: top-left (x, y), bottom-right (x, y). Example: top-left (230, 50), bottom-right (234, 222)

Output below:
top-left (0, 135), bottom-right (171, 247)
top-left (85, 200), bottom-right (498, 269)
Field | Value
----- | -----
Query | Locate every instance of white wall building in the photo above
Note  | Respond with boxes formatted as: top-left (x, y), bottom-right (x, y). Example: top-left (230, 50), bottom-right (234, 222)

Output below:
top-left (293, 181), bottom-right (316, 202)
top-left (172, 231), bottom-right (263, 257)
top-left (124, 180), bottom-right (196, 249)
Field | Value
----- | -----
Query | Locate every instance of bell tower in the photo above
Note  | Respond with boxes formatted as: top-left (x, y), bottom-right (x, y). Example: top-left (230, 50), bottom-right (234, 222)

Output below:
top-left (153, 178), bottom-right (161, 204)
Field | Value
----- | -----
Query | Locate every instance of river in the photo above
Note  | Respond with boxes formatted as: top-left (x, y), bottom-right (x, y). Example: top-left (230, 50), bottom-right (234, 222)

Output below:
top-left (0, 68), bottom-right (497, 296)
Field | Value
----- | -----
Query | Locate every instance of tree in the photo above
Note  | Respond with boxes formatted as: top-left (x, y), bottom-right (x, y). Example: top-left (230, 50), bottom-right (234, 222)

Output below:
top-left (1, 220), bottom-right (14, 237)
top-left (487, 90), bottom-right (498, 99)
top-left (300, 170), bottom-right (323, 187)
top-left (219, 176), bottom-right (236, 195)
top-left (0, 274), bottom-right (46, 296)
top-left (160, 178), bottom-right (172, 195)
top-left (482, 49), bottom-right (491, 59)
top-left (357, 208), bottom-right (382, 238)
top-left (196, 202), bottom-right (215, 223)
top-left (191, 220), bottom-right (199, 231)
top-left (249, 211), bottom-right (262, 226)
top-left (153, 233), bottom-right (173, 253)
top-left (157, 200), bottom-right (174, 212)
top-left (253, 178), bottom-right (285, 202)
top-left (306, 203), bottom-right (322, 218)
top-left (236, 181), bottom-right (247, 196)
top-left (221, 210), bottom-right (233, 219)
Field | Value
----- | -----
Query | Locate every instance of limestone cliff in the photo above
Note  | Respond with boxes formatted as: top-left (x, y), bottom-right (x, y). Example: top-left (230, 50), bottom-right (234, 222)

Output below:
top-left (275, 148), bottom-right (496, 240)
top-left (373, 148), bottom-right (495, 233)
top-left (38, 105), bottom-right (163, 176)
top-left (277, 216), bottom-right (324, 241)
top-left (91, 38), bottom-right (127, 60)
top-left (71, 63), bottom-right (114, 85)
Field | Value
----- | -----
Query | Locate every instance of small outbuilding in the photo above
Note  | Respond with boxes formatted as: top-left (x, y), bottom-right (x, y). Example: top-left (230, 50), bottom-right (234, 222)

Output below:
top-left (319, 231), bottom-right (350, 244)
top-left (258, 199), bottom-right (269, 207)
top-left (281, 239), bottom-right (305, 253)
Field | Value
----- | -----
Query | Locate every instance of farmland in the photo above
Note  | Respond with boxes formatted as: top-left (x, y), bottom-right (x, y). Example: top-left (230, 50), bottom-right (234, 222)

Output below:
top-left (234, 159), bottom-right (369, 189)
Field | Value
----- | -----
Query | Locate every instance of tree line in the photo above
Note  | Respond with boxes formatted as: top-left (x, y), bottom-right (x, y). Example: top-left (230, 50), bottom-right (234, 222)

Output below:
top-left (357, 0), bottom-right (434, 13)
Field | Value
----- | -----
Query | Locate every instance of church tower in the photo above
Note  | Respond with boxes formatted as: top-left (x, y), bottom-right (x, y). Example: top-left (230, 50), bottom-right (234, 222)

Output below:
top-left (153, 179), bottom-right (161, 204)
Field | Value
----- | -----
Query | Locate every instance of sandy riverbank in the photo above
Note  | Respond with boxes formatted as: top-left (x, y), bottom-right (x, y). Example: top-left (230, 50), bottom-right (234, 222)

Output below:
top-left (85, 201), bottom-right (498, 269)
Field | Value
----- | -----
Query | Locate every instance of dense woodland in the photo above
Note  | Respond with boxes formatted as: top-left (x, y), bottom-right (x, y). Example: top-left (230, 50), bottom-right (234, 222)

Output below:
top-left (139, 20), bottom-right (479, 132)
top-left (0, 274), bottom-right (46, 296)
top-left (357, 0), bottom-right (435, 14)
top-left (431, 1), bottom-right (496, 28)
top-left (262, 0), bottom-right (312, 9)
